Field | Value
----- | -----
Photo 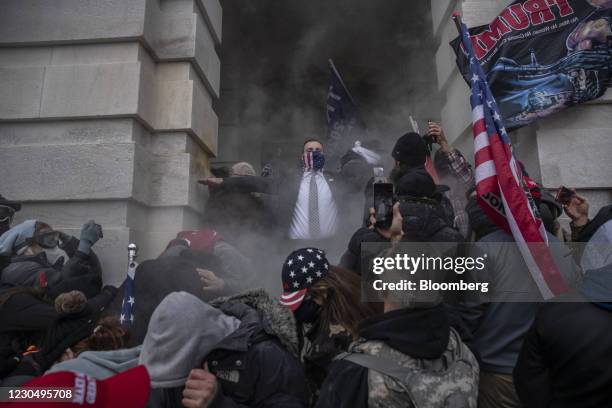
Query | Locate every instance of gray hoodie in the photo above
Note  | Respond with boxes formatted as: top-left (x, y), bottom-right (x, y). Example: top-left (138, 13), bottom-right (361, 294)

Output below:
top-left (139, 291), bottom-right (241, 388)
top-left (46, 346), bottom-right (141, 379)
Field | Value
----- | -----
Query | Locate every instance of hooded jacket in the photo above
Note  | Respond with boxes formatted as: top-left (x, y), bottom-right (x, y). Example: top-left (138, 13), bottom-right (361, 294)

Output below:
top-left (141, 290), bottom-right (309, 407)
top-left (315, 304), bottom-right (478, 408)
top-left (205, 290), bottom-right (309, 407)
top-left (47, 346), bottom-right (141, 379)
top-left (139, 292), bottom-right (241, 389)
top-left (514, 222), bottom-right (612, 408)
top-left (394, 166), bottom-right (463, 243)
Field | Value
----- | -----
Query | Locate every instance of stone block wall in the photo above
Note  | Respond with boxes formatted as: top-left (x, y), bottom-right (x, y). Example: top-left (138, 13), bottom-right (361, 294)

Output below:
top-left (0, 0), bottom-right (222, 284)
top-left (431, 0), bottom-right (612, 225)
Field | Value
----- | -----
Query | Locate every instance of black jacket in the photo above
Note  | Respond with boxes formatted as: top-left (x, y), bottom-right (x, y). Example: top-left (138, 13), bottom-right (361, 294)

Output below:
top-left (110, 244), bottom-right (254, 346)
top-left (316, 305), bottom-right (451, 408)
top-left (572, 205), bottom-right (612, 243)
top-left (514, 263), bottom-right (612, 408)
top-left (203, 182), bottom-right (273, 248)
top-left (204, 300), bottom-right (309, 407)
top-left (0, 249), bottom-right (102, 300)
top-left (339, 227), bottom-right (388, 275)
top-left (0, 288), bottom-right (58, 374)
top-left (0, 286), bottom-right (116, 384)
top-left (393, 166), bottom-right (463, 243)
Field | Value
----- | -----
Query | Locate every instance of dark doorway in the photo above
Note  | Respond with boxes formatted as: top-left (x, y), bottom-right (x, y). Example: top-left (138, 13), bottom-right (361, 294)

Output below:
top-left (215, 0), bottom-right (439, 172)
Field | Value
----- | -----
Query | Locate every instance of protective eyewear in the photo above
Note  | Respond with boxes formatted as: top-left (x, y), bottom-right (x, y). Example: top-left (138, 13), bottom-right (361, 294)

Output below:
top-left (35, 231), bottom-right (60, 248)
top-left (0, 205), bottom-right (15, 224)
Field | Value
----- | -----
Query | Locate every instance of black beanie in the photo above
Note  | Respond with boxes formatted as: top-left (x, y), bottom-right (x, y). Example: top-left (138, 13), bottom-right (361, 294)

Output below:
top-left (392, 132), bottom-right (427, 167)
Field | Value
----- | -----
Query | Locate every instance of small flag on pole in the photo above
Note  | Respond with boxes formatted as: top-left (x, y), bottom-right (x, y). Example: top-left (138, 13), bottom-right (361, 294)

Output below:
top-left (120, 244), bottom-right (138, 326)
top-left (326, 59), bottom-right (366, 165)
top-left (454, 13), bottom-right (567, 299)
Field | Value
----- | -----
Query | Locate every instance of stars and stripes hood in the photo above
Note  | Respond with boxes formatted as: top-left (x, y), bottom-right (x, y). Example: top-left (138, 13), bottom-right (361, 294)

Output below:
top-left (139, 291), bottom-right (241, 388)
top-left (279, 248), bottom-right (330, 313)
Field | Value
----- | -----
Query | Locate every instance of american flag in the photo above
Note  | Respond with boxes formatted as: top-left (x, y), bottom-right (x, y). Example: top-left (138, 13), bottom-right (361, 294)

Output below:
top-left (302, 151), bottom-right (325, 171)
top-left (456, 14), bottom-right (567, 299)
top-left (280, 247), bottom-right (329, 311)
top-left (120, 255), bottom-right (137, 326)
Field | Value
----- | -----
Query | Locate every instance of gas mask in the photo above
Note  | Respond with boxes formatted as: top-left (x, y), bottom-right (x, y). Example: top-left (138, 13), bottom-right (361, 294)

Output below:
top-left (0, 205), bottom-right (15, 236)
top-left (42, 246), bottom-right (69, 268)
top-left (35, 230), bottom-right (68, 268)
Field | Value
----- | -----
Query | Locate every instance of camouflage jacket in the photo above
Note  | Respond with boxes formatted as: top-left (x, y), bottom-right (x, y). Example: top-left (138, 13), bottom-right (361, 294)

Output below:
top-left (343, 328), bottom-right (479, 408)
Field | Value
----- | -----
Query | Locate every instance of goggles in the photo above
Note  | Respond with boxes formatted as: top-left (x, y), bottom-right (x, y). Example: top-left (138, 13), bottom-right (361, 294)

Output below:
top-left (0, 205), bottom-right (15, 224)
top-left (35, 231), bottom-right (60, 248)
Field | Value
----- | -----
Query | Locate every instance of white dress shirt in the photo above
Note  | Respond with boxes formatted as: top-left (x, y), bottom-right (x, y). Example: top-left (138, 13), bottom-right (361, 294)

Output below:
top-left (289, 170), bottom-right (339, 240)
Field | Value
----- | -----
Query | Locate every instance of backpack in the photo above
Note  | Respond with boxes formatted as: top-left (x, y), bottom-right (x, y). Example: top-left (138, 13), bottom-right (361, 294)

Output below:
top-left (335, 329), bottom-right (478, 408)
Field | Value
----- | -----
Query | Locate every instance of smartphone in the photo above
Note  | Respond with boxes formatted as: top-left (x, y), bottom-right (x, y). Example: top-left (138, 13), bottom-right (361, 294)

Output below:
top-left (374, 182), bottom-right (394, 229)
top-left (555, 186), bottom-right (574, 206)
top-left (373, 167), bottom-right (385, 184)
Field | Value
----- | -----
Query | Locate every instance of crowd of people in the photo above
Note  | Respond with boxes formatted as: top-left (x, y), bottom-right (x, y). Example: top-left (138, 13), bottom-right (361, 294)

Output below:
top-left (0, 122), bottom-right (611, 408)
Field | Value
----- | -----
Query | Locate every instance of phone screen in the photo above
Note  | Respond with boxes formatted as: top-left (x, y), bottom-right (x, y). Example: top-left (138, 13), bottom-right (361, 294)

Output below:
top-left (374, 182), bottom-right (394, 229)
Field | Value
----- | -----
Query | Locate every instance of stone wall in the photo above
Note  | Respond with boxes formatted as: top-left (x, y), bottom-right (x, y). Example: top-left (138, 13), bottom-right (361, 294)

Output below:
top-left (0, 0), bottom-right (222, 284)
top-left (431, 0), bottom-right (612, 225)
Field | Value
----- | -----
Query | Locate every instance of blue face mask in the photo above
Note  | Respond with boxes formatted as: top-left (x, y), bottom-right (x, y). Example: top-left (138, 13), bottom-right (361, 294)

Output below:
top-left (303, 150), bottom-right (325, 171)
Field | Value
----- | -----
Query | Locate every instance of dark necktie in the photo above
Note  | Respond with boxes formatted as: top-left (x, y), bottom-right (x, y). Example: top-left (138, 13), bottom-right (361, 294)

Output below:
top-left (309, 173), bottom-right (320, 238)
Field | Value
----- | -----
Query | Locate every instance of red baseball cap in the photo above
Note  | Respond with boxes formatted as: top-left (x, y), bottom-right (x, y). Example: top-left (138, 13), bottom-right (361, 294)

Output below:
top-left (18, 365), bottom-right (150, 408)
top-left (176, 229), bottom-right (222, 252)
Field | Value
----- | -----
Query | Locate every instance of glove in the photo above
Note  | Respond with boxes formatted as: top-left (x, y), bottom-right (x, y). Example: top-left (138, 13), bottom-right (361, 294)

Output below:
top-left (78, 220), bottom-right (102, 254)
top-left (57, 231), bottom-right (78, 256)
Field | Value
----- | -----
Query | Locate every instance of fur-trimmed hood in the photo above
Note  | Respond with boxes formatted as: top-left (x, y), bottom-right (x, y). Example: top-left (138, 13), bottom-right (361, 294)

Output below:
top-left (210, 289), bottom-right (299, 357)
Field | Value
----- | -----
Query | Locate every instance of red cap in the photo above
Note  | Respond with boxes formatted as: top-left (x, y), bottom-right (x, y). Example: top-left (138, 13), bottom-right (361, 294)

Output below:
top-left (19, 365), bottom-right (150, 408)
top-left (176, 229), bottom-right (222, 252)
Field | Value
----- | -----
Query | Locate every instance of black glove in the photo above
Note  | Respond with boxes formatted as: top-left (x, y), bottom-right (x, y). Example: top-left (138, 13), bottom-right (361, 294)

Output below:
top-left (58, 232), bottom-right (79, 257)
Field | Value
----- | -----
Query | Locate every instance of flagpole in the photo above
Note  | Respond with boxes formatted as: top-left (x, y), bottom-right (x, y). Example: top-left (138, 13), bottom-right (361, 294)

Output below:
top-left (451, 11), bottom-right (463, 34)
top-left (328, 58), bottom-right (357, 106)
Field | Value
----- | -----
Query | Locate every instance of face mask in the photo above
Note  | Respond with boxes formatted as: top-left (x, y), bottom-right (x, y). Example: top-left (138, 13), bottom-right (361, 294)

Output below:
top-left (0, 221), bottom-right (10, 236)
top-left (303, 151), bottom-right (325, 171)
top-left (294, 296), bottom-right (321, 324)
top-left (42, 246), bottom-right (69, 268)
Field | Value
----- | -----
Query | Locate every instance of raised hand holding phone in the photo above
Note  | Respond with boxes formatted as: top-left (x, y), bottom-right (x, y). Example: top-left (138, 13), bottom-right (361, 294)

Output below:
top-left (561, 188), bottom-right (589, 227)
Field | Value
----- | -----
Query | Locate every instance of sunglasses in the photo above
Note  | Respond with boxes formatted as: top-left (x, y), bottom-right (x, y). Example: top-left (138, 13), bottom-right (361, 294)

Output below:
top-left (0, 205), bottom-right (15, 224)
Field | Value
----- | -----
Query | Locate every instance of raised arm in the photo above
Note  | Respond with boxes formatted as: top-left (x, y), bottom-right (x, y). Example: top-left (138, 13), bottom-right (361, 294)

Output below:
top-left (199, 176), bottom-right (279, 195)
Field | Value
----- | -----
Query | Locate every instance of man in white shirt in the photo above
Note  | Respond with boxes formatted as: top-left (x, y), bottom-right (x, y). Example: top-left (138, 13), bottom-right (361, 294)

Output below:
top-left (288, 139), bottom-right (338, 240)
top-left (199, 139), bottom-right (340, 244)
